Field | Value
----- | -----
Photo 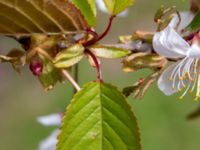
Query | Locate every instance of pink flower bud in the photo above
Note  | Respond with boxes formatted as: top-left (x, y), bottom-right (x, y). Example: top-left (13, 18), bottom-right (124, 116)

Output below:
top-left (29, 60), bottom-right (43, 76)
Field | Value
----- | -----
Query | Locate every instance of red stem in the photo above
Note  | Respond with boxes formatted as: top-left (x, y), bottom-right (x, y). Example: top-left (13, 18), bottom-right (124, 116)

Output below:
top-left (81, 16), bottom-right (116, 82)
top-left (85, 48), bottom-right (103, 82)
top-left (97, 15), bottom-right (116, 42)
top-left (86, 28), bottom-right (98, 37)
top-left (83, 28), bottom-right (99, 47)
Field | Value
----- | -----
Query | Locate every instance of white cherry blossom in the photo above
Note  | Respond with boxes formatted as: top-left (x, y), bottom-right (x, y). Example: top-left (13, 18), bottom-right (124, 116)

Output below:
top-left (37, 114), bottom-right (62, 150)
top-left (153, 12), bottom-right (200, 100)
top-left (37, 113), bottom-right (61, 126)
top-left (38, 129), bottom-right (59, 150)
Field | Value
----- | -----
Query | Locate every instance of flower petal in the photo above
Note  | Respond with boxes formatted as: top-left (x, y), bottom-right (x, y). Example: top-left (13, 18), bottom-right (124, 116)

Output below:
top-left (38, 129), bottom-right (59, 150)
top-left (158, 61), bottom-right (181, 95)
top-left (153, 26), bottom-right (190, 58)
top-left (117, 10), bottom-right (129, 17)
top-left (187, 43), bottom-right (200, 58)
top-left (96, 0), bottom-right (107, 13)
top-left (169, 12), bottom-right (194, 32)
top-left (37, 114), bottom-right (61, 126)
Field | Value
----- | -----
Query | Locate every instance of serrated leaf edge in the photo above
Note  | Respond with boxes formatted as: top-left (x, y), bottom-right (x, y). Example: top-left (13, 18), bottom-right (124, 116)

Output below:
top-left (57, 81), bottom-right (141, 150)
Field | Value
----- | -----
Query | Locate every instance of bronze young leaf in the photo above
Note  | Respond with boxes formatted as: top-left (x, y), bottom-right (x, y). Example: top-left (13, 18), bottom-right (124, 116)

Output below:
top-left (0, 0), bottom-right (88, 35)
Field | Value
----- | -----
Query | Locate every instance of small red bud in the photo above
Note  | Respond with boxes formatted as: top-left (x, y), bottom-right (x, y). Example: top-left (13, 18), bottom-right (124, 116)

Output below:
top-left (29, 60), bottom-right (43, 76)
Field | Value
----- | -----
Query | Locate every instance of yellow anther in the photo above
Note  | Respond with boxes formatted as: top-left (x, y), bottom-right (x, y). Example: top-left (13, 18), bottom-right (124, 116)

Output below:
top-left (178, 88), bottom-right (182, 92)
top-left (169, 77), bottom-right (173, 81)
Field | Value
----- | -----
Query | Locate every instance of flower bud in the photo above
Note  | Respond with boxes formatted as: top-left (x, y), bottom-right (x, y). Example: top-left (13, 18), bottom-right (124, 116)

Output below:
top-left (29, 60), bottom-right (43, 76)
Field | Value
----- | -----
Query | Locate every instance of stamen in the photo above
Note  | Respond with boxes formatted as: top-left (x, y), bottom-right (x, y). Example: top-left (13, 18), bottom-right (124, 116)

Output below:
top-left (193, 59), bottom-right (199, 74)
top-left (172, 64), bottom-right (182, 89)
top-left (171, 87), bottom-right (176, 90)
top-left (194, 59), bottom-right (199, 74)
top-left (186, 71), bottom-right (194, 81)
top-left (179, 83), bottom-right (191, 99)
top-left (195, 73), bottom-right (200, 100)
top-left (170, 60), bottom-right (183, 81)
top-left (178, 82), bottom-right (182, 92)
top-left (184, 59), bottom-right (194, 81)
top-left (178, 88), bottom-right (182, 92)
top-left (169, 57), bottom-right (200, 100)
top-left (191, 74), bottom-right (198, 93)
top-left (180, 58), bottom-right (190, 78)
top-left (181, 81), bottom-right (186, 88)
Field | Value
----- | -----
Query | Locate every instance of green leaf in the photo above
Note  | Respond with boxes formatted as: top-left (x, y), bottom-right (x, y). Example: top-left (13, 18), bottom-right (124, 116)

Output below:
top-left (186, 11), bottom-right (200, 32)
top-left (90, 45), bottom-right (131, 58)
top-left (71, 0), bottom-right (96, 26)
top-left (38, 56), bottom-right (63, 91)
top-left (103, 0), bottom-right (134, 15)
top-left (57, 82), bottom-right (141, 150)
top-left (0, 0), bottom-right (87, 35)
top-left (53, 44), bottom-right (84, 68)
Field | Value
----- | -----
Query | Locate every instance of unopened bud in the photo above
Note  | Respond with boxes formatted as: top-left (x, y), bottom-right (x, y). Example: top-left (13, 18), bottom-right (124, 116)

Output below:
top-left (29, 60), bottom-right (43, 76)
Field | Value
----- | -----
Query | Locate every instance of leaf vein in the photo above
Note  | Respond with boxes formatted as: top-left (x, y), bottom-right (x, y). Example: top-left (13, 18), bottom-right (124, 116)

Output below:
top-left (103, 121), bottom-right (127, 146)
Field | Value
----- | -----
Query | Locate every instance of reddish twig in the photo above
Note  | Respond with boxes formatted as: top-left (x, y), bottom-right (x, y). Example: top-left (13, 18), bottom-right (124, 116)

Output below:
top-left (97, 15), bottom-right (116, 42)
top-left (85, 48), bottom-right (103, 82)
top-left (81, 16), bottom-right (116, 82)
top-left (82, 16), bottom-right (116, 47)
top-left (83, 28), bottom-right (99, 47)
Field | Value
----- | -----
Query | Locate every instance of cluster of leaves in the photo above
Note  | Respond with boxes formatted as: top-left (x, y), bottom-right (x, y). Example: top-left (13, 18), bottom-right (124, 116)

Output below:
top-left (0, 0), bottom-right (200, 150)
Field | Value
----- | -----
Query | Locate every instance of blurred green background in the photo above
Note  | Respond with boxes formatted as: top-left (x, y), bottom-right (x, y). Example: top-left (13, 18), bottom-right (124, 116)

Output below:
top-left (1, 0), bottom-right (200, 150)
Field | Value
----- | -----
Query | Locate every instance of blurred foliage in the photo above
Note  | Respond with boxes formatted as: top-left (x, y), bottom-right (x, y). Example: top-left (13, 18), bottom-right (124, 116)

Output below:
top-left (1, 0), bottom-right (200, 150)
